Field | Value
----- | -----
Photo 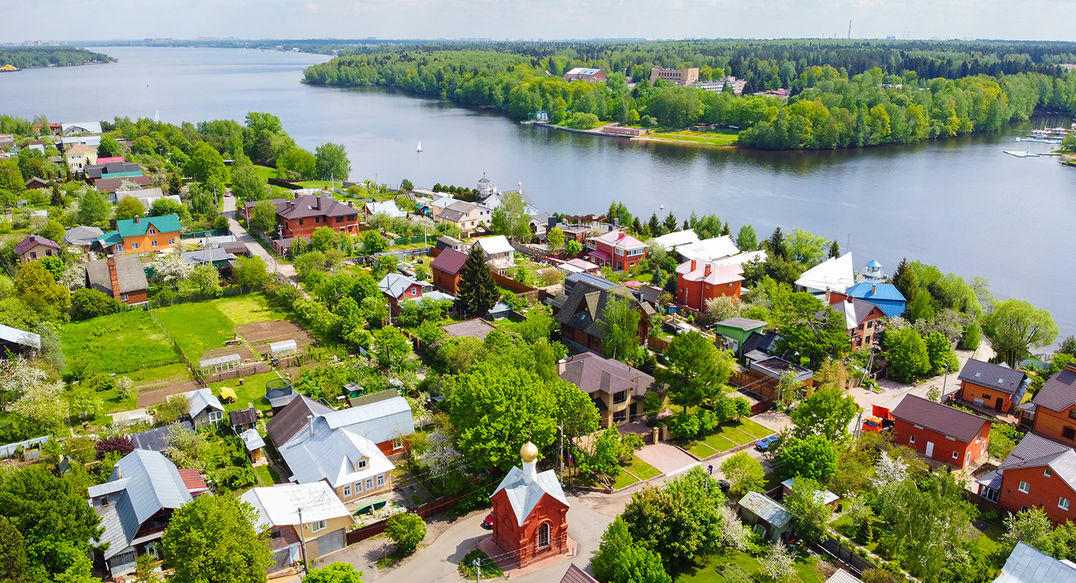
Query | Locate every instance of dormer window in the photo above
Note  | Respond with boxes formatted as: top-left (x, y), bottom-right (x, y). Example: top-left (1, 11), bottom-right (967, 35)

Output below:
top-left (355, 458), bottom-right (367, 471)
top-left (149, 228), bottom-right (157, 235)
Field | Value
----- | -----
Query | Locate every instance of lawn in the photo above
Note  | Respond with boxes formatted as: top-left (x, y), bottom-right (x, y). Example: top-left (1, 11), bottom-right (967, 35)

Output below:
top-left (153, 302), bottom-right (235, 359)
top-left (61, 311), bottom-right (181, 375)
top-left (648, 129), bottom-right (739, 147)
top-left (675, 549), bottom-right (826, 583)
top-left (209, 371), bottom-right (284, 412)
top-left (210, 293), bottom-right (287, 328)
top-left (612, 455), bottom-right (662, 489)
top-left (254, 464), bottom-right (276, 486)
top-left (686, 418), bottom-right (775, 459)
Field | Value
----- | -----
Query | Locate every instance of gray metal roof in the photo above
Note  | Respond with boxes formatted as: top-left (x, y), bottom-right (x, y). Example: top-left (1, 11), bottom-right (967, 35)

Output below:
top-left (128, 421), bottom-right (194, 452)
top-left (279, 426), bottom-right (394, 488)
top-left (0, 323), bottom-right (40, 350)
top-left (321, 396), bottom-right (415, 445)
top-left (826, 569), bottom-right (864, 583)
top-left (739, 491), bottom-right (790, 529)
top-left (65, 225), bottom-right (104, 246)
top-left (959, 359), bottom-right (1028, 395)
top-left (91, 450), bottom-right (192, 560)
top-left (187, 388), bottom-right (224, 420)
top-left (714, 317), bottom-right (768, 331)
top-left (378, 272), bottom-right (423, 299)
top-left (241, 428), bottom-right (265, 451)
top-left (994, 542), bottom-right (1076, 583)
top-left (181, 247), bottom-right (235, 265)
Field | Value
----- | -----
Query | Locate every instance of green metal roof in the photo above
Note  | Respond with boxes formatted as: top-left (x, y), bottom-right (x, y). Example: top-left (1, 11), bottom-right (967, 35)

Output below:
top-left (97, 230), bottom-right (123, 247)
top-left (116, 214), bottom-right (181, 238)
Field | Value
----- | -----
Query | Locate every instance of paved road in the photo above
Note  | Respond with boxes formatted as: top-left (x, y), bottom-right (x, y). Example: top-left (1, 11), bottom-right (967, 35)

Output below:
top-left (221, 195), bottom-right (297, 280)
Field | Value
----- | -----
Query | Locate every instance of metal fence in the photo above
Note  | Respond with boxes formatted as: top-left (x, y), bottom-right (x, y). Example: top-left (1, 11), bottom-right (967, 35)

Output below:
top-left (180, 228), bottom-right (230, 239)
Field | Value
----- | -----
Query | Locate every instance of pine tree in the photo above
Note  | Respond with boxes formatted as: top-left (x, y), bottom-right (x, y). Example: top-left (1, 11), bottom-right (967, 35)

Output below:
top-left (664, 212), bottom-right (679, 233)
top-left (457, 244), bottom-right (498, 315)
top-left (766, 227), bottom-right (786, 259)
top-left (891, 258), bottom-right (918, 303)
top-left (829, 240), bottom-right (840, 258)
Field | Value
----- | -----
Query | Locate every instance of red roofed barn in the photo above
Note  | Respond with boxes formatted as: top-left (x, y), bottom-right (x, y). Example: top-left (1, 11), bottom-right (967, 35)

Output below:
top-left (891, 394), bottom-right (991, 469)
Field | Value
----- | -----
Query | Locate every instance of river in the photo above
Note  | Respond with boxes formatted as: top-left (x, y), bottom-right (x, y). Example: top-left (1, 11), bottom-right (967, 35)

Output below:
top-left (2, 46), bottom-right (1074, 343)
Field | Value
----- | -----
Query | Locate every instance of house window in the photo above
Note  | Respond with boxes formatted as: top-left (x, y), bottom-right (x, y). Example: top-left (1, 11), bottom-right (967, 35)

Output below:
top-left (1046, 469), bottom-right (1053, 478)
top-left (537, 522), bottom-right (551, 548)
top-left (29, 251), bottom-right (37, 259)
top-left (357, 459), bottom-right (367, 470)
top-left (1019, 481), bottom-right (1030, 494)
top-left (145, 541), bottom-right (159, 558)
top-left (168, 238), bottom-right (175, 245)
top-left (149, 228), bottom-right (157, 235)
top-left (121, 294), bottom-right (129, 302)
top-left (343, 485), bottom-right (352, 497)
top-left (1070, 409), bottom-right (1076, 420)
top-left (311, 520), bottom-right (326, 533)
top-left (151, 240), bottom-right (158, 247)
top-left (613, 410), bottom-right (627, 423)
top-left (132, 243), bottom-right (139, 250)
top-left (299, 218), bottom-right (304, 225)
top-left (613, 391), bottom-right (627, 404)
top-left (983, 393), bottom-right (991, 399)
top-left (392, 438), bottom-right (403, 450)
top-left (365, 477), bottom-right (374, 490)
top-left (1065, 427), bottom-right (1076, 440)
top-left (909, 435), bottom-right (915, 444)
top-left (209, 411), bottom-right (223, 423)
top-left (377, 474), bottom-right (385, 487)
top-left (952, 451), bottom-right (959, 460)
top-left (355, 481), bottom-right (363, 493)
top-left (1061, 497), bottom-right (1071, 511)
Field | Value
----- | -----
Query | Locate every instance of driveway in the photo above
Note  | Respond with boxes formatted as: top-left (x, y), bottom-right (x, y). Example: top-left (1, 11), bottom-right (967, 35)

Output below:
top-left (221, 195), bottom-right (297, 280)
top-left (634, 442), bottom-right (696, 477)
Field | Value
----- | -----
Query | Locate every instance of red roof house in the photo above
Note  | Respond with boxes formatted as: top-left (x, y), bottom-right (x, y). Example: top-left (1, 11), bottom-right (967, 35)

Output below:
top-left (585, 230), bottom-right (646, 271)
top-left (891, 394), bottom-right (991, 469)
top-left (430, 247), bottom-right (468, 294)
top-left (244, 195), bottom-right (360, 239)
top-left (977, 432), bottom-right (1076, 525)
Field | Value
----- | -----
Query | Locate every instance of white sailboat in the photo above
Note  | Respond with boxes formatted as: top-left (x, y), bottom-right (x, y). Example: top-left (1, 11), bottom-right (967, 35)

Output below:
top-left (416, 141), bottom-right (422, 153)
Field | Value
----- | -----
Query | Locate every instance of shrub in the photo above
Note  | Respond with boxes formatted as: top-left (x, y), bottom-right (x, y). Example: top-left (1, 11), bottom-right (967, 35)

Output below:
top-left (96, 435), bottom-right (134, 460)
top-left (70, 288), bottom-right (123, 321)
top-left (669, 412), bottom-right (700, 440)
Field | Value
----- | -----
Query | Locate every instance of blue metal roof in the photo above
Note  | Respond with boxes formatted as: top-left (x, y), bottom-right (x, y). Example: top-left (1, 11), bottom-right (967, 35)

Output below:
top-left (845, 282), bottom-right (906, 302)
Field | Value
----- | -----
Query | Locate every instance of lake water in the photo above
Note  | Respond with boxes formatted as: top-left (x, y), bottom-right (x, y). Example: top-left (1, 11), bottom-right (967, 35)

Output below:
top-left (2, 46), bottom-right (1074, 343)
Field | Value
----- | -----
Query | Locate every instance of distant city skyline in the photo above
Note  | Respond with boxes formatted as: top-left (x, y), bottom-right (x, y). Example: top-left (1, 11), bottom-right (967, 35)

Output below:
top-left (3, 0), bottom-right (1076, 44)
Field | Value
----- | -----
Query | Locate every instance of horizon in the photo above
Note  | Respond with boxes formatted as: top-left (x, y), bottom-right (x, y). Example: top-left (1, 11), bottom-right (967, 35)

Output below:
top-left (3, 0), bottom-right (1076, 44)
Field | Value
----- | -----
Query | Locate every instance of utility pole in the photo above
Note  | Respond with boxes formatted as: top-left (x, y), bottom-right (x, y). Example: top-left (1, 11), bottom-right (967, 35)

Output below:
top-left (941, 363), bottom-right (951, 401)
top-left (558, 423), bottom-right (564, 481)
top-left (297, 506), bottom-right (309, 573)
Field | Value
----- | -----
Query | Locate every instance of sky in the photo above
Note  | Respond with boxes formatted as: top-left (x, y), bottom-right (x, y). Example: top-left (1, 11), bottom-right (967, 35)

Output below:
top-left (3, 0), bottom-right (1076, 43)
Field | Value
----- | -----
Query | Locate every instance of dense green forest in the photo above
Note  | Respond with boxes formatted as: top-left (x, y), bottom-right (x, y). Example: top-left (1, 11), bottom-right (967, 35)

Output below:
top-left (0, 47), bottom-right (113, 68)
top-left (303, 40), bottom-right (1076, 150)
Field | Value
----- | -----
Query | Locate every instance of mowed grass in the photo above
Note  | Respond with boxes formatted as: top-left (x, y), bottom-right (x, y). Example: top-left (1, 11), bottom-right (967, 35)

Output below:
top-left (676, 550), bottom-right (825, 583)
top-left (61, 311), bottom-right (180, 375)
top-left (685, 418), bottom-right (775, 459)
top-left (209, 371), bottom-right (283, 413)
top-left (153, 302), bottom-right (235, 359)
top-left (611, 455), bottom-right (663, 490)
top-left (210, 293), bottom-right (287, 328)
top-left (124, 363), bottom-right (191, 387)
top-left (650, 129), bottom-right (739, 147)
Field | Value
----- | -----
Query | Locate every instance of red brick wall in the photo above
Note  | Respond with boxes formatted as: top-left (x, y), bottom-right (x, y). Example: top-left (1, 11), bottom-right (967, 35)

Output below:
top-left (999, 466), bottom-right (1076, 525)
top-left (891, 418), bottom-right (989, 468)
top-left (490, 489), bottom-right (569, 567)
top-left (594, 241), bottom-right (645, 272)
top-left (282, 215), bottom-right (360, 238)
top-left (432, 268), bottom-right (460, 294)
top-left (676, 275), bottom-right (740, 311)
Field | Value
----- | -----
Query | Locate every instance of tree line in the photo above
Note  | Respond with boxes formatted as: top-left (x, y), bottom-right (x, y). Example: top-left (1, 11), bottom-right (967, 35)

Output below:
top-left (0, 47), bottom-right (113, 68)
top-left (302, 41), bottom-right (1076, 150)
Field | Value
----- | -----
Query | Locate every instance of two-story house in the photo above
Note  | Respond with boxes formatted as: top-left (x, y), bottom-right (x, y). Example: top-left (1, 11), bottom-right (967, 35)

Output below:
top-left (675, 259), bottom-right (744, 310)
top-left (266, 393), bottom-right (414, 503)
top-left (84, 254), bottom-right (149, 306)
top-left (551, 273), bottom-right (656, 356)
top-left (98, 215), bottom-right (181, 254)
top-left (241, 482), bottom-right (354, 569)
top-left (88, 450), bottom-right (206, 578)
top-left (476, 235), bottom-right (515, 274)
top-left (585, 230), bottom-right (646, 271)
top-left (891, 394), bottom-right (991, 469)
top-left (63, 144), bottom-right (98, 176)
top-left (976, 432), bottom-right (1076, 525)
top-left (430, 247), bottom-right (468, 294)
top-left (823, 297), bottom-right (887, 351)
top-left (244, 195), bottom-right (361, 239)
top-left (1026, 363), bottom-right (1076, 444)
top-left (13, 235), bottom-right (61, 263)
top-left (433, 200), bottom-right (490, 236)
top-left (558, 352), bottom-right (655, 427)
top-left (956, 359), bottom-right (1030, 415)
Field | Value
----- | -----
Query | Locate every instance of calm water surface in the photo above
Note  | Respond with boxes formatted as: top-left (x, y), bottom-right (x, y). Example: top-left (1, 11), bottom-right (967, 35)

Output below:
top-left (2, 47), bottom-right (1074, 341)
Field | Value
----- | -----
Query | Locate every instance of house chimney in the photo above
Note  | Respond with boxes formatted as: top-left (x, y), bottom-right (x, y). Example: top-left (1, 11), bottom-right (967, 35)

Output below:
top-left (704, 264), bottom-right (712, 277)
top-left (691, 260), bottom-right (697, 271)
top-left (871, 284), bottom-right (877, 295)
top-left (107, 256), bottom-right (121, 301)
top-left (307, 415), bottom-right (315, 437)
top-left (824, 289), bottom-right (831, 304)
top-left (134, 216), bottom-right (139, 223)
top-left (314, 197), bottom-right (321, 210)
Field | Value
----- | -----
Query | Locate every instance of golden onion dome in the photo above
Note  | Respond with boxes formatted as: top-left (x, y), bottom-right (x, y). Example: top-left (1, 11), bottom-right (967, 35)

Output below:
top-left (520, 441), bottom-right (539, 463)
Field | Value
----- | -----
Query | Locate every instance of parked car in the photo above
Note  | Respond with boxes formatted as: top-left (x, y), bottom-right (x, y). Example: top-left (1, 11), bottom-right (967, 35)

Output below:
top-left (481, 511), bottom-right (494, 530)
top-left (717, 479), bottom-right (730, 493)
top-left (755, 435), bottom-right (778, 452)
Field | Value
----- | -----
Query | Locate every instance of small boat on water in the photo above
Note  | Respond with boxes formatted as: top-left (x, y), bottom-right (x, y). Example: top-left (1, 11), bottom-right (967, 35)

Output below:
top-left (1016, 136), bottom-right (1062, 144)
top-left (1004, 150), bottom-right (1040, 158)
top-left (416, 141), bottom-right (422, 153)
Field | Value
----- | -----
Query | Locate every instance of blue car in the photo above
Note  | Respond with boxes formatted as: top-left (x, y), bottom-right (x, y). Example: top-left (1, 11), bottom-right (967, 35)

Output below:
top-left (755, 435), bottom-right (778, 452)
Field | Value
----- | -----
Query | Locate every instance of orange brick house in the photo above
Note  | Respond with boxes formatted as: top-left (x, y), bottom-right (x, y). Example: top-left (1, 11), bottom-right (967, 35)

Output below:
top-left (675, 259), bottom-right (744, 311)
top-left (1026, 363), bottom-right (1076, 444)
top-left (489, 442), bottom-right (570, 568)
top-left (956, 359), bottom-right (1029, 415)
top-left (891, 394), bottom-right (991, 469)
top-left (824, 298), bottom-right (887, 351)
top-left (976, 432), bottom-right (1076, 525)
top-left (585, 230), bottom-right (646, 272)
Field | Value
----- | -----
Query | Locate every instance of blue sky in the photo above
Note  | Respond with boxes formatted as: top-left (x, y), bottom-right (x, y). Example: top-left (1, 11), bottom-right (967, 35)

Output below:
top-left (4, 0), bottom-right (1076, 42)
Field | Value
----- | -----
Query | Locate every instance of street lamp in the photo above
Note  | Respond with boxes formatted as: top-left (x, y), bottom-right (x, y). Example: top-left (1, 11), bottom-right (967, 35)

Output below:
top-left (473, 557), bottom-right (481, 582)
